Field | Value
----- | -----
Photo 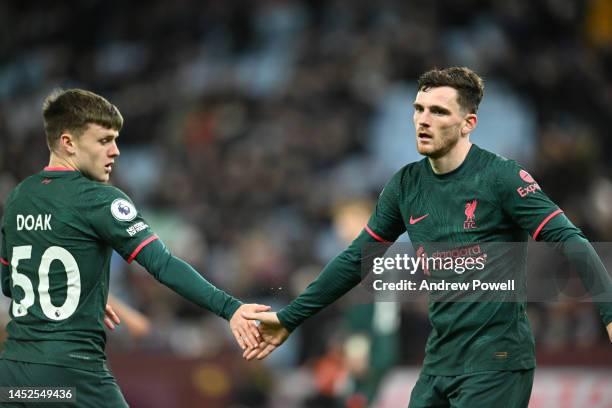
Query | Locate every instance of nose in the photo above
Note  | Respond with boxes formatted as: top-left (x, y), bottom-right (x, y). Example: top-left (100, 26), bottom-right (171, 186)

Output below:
top-left (109, 141), bottom-right (120, 157)
top-left (414, 110), bottom-right (430, 129)
top-left (418, 111), bottom-right (431, 128)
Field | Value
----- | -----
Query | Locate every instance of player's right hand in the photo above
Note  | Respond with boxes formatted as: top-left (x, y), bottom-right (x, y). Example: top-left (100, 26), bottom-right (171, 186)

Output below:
top-left (103, 303), bottom-right (121, 330)
top-left (230, 304), bottom-right (271, 351)
top-left (240, 311), bottom-right (290, 361)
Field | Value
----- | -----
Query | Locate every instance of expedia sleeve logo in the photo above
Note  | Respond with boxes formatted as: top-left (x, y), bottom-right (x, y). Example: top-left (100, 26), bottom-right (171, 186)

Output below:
top-left (519, 169), bottom-right (535, 183)
top-left (111, 198), bottom-right (137, 222)
top-left (516, 169), bottom-right (541, 198)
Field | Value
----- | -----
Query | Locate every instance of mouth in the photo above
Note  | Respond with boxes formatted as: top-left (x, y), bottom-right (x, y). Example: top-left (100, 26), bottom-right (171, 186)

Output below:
top-left (417, 132), bottom-right (433, 142)
top-left (104, 163), bottom-right (113, 173)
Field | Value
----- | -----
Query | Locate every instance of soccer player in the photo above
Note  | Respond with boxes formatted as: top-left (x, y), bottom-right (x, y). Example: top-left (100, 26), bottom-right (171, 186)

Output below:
top-left (242, 67), bottom-right (612, 407)
top-left (0, 89), bottom-right (268, 407)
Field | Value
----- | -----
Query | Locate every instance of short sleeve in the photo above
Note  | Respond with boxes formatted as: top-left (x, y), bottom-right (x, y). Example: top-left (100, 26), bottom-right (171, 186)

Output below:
top-left (85, 185), bottom-right (157, 262)
top-left (366, 170), bottom-right (406, 243)
top-left (496, 160), bottom-right (565, 240)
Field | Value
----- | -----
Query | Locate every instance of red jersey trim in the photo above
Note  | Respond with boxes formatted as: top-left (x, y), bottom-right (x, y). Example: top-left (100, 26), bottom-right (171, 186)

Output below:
top-left (533, 209), bottom-right (563, 241)
top-left (0, 258), bottom-right (9, 266)
top-left (127, 235), bottom-right (159, 264)
top-left (43, 166), bottom-right (77, 171)
top-left (365, 225), bottom-right (391, 243)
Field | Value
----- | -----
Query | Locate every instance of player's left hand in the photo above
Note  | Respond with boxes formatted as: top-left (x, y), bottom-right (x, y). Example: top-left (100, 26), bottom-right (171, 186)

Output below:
top-left (607, 321), bottom-right (612, 343)
top-left (240, 311), bottom-right (290, 361)
top-left (104, 303), bottom-right (121, 330)
top-left (230, 304), bottom-right (271, 351)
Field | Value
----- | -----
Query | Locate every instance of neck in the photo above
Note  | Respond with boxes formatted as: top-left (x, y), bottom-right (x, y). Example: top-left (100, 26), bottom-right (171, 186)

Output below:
top-left (48, 152), bottom-right (77, 171)
top-left (428, 140), bottom-right (473, 175)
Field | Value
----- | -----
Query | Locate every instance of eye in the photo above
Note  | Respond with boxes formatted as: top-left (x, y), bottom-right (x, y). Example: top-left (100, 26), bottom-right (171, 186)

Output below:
top-left (431, 108), bottom-right (448, 115)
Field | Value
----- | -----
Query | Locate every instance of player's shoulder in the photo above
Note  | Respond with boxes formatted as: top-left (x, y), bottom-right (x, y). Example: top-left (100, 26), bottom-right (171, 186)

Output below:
top-left (374, 160), bottom-right (426, 203)
top-left (4, 173), bottom-right (47, 208)
top-left (475, 145), bottom-right (525, 176)
top-left (475, 146), bottom-right (538, 193)
top-left (78, 179), bottom-right (130, 202)
top-left (394, 159), bottom-right (428, 185)
top-left (78, 181), bottom-right (138, 219)
top-left (11, 173), bottom-right (47, 193)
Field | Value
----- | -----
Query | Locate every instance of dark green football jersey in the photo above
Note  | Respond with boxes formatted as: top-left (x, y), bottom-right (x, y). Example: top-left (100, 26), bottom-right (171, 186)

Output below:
top-left (277, 144), bottom-right (611, 375)
top-left (366, 144), bottom-right (573, 375)
top-left (278, 143), bottom-right (612, 375)
top-left (0, 167), bottom-right (155, 371)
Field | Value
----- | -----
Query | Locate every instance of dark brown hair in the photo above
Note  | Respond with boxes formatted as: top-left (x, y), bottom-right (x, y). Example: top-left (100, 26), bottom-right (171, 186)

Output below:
top-left (43, 89), bottom-right (123, 150)
top-left (417, 67), bottom-right (484, 113)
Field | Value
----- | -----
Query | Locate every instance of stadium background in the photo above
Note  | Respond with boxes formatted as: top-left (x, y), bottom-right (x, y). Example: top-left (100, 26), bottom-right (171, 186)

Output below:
top-left (1, 0), bottom-right (611, 406)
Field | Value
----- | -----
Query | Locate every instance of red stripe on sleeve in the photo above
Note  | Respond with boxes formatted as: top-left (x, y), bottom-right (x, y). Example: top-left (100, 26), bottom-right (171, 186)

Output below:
top-left (127, 235), bottom-right (159, 264)
top-left (532, 209), bottom-right (563, 241)
top-left (0, 258), bottom-right (9, 266)
top-left (365, 225), bottom-right (391, 243)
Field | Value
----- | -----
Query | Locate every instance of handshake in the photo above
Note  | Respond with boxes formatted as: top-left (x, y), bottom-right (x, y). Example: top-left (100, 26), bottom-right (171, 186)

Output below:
top-left (229, 304), bottom-right (290, 361)
top-left (104, 300), bottom-right (290, 358)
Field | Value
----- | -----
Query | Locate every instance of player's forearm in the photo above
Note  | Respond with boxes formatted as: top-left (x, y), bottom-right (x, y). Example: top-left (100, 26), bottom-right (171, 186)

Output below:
top-left (277, 252), bottom-right (361, 331)
top-left (277, 230), bottom-right (375, 331)
top-left (561, 235), bottom-right (612, 325)
top-left (136, 239), bottom-right (242, 321)
top-left (107, 294), bottom-right (151, 338)
top-left (538, 215), bottom-right (612, 324)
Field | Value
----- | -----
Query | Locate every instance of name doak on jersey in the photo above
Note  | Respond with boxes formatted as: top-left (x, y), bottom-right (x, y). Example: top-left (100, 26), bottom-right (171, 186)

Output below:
top-left (16, 214), bottom-right (52, 231)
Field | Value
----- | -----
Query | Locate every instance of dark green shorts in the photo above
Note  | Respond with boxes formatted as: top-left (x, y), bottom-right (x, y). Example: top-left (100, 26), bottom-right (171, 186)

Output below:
top-left (408, 369), bottom-right (534, 408)
top-left (0, 358), bottom-right (128, 408)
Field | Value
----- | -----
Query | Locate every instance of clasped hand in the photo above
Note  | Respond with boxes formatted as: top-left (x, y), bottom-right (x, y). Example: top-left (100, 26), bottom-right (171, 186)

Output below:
top-left (239, 311), bottom-right (290, 360)
top-left (229, 304), bottom-right (272, 350)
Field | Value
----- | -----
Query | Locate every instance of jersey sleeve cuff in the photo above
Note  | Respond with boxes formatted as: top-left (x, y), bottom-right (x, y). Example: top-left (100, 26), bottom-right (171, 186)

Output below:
top-left (221, 297), bottom-right (243, 321)
top-left (127, 235), bottom-right (159, 263)
top-left (277, 308), bottom-right (298, 332)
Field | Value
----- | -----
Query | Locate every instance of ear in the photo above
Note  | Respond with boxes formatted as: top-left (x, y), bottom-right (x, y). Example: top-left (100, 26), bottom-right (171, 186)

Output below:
top-left (461, 114), bottom-right (477, 136)
top-left (58, 132), bottom-right (77, 155)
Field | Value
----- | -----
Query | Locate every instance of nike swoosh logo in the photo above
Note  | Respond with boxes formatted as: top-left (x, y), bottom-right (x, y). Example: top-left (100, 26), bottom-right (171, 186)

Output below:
top-left (409, 214), bottom-right (429, 224)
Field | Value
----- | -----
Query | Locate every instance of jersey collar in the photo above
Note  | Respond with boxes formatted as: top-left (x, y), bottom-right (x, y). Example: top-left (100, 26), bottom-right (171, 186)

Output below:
top-left (43, 166), bottom-right (77, 172)
top-left (425, 144), bottom-right (479, 180)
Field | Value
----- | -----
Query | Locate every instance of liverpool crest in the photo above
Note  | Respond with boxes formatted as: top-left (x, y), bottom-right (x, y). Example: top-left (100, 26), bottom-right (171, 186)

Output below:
top-left (463, 200), bottom-right (478, 229)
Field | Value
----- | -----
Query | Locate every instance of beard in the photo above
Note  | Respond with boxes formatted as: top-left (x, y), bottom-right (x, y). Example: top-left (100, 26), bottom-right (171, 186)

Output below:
top-left (417, 130), bottom-right (461, 159)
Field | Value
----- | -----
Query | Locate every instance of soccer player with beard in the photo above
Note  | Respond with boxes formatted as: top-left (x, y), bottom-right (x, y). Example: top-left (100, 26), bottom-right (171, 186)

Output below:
top-left (0, 89), bottom-right (268, 407)
top-left (243, 67), bottom-right (612, 407)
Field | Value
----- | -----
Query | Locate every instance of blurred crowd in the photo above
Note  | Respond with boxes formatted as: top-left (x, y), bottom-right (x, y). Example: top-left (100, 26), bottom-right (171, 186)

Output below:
top-left (1, 0), bottom-right (612, 406)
